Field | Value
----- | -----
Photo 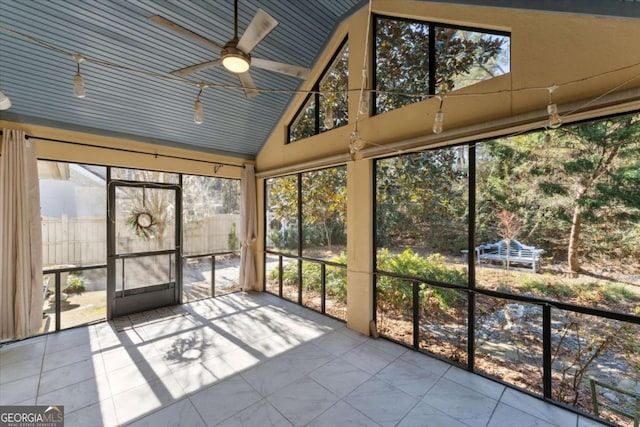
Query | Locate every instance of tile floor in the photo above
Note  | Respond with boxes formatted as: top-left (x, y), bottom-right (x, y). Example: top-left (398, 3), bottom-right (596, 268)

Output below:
top-left (0, 292), bottom-right (607, 427)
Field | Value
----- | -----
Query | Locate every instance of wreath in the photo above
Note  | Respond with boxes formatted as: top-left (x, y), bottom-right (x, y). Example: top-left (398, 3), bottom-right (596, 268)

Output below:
top-left (127, 209), bottom-right (158, 240)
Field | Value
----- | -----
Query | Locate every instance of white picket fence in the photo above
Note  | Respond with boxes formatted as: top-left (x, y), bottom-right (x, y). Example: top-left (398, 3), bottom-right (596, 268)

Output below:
top-left (42, 215), bottom-right (241, 266)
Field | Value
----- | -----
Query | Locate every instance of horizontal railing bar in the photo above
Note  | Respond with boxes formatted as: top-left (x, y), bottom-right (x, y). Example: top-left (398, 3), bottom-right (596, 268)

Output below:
top-left (183, 251), bottom-right (238, 259)
top-left (374, 270), bottom-right (640, 324)
top-left (374, 270), bottom-right (468, 290)
top-left (265, 251), bottom-right (638, 324)
top-left (43, 264), bottom-right (107, 274)
top-left (109, 179), bottom-right (181, 188)
top-left (264, 250), bottom-right (347, 269)
top-left (112, 249), bottom-right (176, 259)
top-left (473, 287), bottom-right (640, 323)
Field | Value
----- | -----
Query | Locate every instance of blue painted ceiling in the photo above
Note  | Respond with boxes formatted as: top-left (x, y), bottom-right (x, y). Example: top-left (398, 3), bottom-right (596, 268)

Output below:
top-left (0, 0), bottom-right (363, 159)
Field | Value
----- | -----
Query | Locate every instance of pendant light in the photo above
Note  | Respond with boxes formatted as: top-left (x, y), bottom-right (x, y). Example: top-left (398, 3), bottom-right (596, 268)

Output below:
top-left (73, 54), bottom-right (86, 98)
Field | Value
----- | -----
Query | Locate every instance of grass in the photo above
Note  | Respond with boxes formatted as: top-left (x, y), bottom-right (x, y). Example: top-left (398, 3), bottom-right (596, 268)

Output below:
top-left (519, 278), bottom-right (640, 304)
top-left (600, 283), bottom-right (639, 303)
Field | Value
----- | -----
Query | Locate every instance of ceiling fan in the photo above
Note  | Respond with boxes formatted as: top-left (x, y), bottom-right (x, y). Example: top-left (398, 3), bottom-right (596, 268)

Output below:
top-left (150, 0), bottom-right (310, 97)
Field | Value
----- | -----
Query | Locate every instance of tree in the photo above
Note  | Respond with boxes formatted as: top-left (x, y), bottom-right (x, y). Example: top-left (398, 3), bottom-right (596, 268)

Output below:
top-left (375, 18), bottom-right (509, 112)
top-left (266, 175), bottom-right (299, 250)
top-left (376, 148), bottom-right (468, 252)
top-left (497, 209), bottom-right (523, 270)
top-left (302, 167), bottom-right (346, 250)
top-left (477, 113), bottom-right (640, 272)
top-left (290, 45), bottom-right (349, 142)
top-left (266, 168), bottom-right (347, 253)
top-left (553, 115), bottom-right (640, 272)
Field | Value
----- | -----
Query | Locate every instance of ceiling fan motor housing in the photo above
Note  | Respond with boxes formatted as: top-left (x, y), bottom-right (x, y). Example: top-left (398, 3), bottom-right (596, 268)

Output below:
top-left (221, 39), bottom-right (251, 73)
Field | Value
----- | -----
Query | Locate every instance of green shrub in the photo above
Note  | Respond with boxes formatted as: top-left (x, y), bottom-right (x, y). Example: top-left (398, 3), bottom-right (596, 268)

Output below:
top-left (521, 279), bottom-right (577, 299)
top-left (268, 229), bottom-right (280, 248)
top-left (63, 274), bottom-right (85, 294)
top-left (228, 223), bottom-right (240, 251)
top-left (269, 249), bottom-right (467, 311)
top-left (599, 283), bottom-right (639, 303)
top-left (269, 252), bottom-right (348, 303)
top-left (376, 248), bottom-right (466, 310)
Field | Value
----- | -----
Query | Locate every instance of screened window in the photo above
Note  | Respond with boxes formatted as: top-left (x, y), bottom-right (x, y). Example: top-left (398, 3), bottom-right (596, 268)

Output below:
top-left (39, 162), bottom-right (107, 268)
top-left (375, 149), bottom-right (469, 360)
top-left (39, 161), bottom-right (108, 331)
top-left (373, 112), bottom-right (640, 422)
top-left (288, 39), bottom-right (349, 143)
top-left (265, 166), bottom-right (348, 320)
top-left (302, 166), bottom-right (347, 259)
top-left (265, 175), bottom-right (299, 254)
top-left (182, 175), bottom-right (241, 302)
top-left (182, 175), bottom-right (240, 255)
top-left (374, 16), bottom-right (510, 114)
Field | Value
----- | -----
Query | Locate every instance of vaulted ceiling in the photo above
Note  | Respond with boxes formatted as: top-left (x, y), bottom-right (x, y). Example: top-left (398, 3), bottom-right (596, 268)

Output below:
top-left (1, 1), bottom-right (638, 160)
top-left (0, 0), bottom-right (363, 158)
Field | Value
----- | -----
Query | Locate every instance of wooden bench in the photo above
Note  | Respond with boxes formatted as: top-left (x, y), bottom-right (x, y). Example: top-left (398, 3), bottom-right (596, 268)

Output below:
top-left (475, 239), bottom-right (544, 272)
top-left (590, 378), bottom-right (640, 427)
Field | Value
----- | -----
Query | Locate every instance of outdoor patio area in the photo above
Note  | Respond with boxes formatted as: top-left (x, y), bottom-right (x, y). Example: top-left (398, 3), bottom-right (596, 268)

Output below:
top-left (0, 292), bottom-right (606, 426)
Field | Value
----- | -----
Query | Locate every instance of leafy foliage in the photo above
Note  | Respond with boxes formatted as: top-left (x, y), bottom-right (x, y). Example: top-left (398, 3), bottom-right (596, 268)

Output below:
top-left (375, 17), bottom-right (509, 113)
top-left (227, 223), bottom-right (240, 251)
top-left (63, 274), bottom-right (85, 294)
top-left (477, 113), bottom-right (640, 270)
top-left (269, 253), bottom-right (348, 303)
top-left (266, 167), bottom-right (346, 256)
top-left (376, 248), bottom-right (467, 310)
top-left (302, 167), bottom-right (347, 252)
top-left (376, 148), bottom-right (468, 252)
top-left (290, 44), bottom-right (349, 142)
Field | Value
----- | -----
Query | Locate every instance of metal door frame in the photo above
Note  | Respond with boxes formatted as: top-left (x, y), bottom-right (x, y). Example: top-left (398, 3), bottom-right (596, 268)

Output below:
top-left (106, 172), bottom-right (182, 319)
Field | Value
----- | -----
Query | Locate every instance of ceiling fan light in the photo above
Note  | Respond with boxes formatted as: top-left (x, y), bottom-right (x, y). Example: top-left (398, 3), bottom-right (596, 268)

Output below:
top-left (221, 43), bottom-right (250, 74)
top-left (0, 91), bottom-right (11, 110)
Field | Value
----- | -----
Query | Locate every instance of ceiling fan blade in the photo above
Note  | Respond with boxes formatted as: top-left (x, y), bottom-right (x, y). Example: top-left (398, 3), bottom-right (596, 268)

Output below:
top-left (238, 72), bottom-right (259, 97)
top-left (237, 8), bottom-right (279, 54)
top-left (171, 59), bottom-right (222, 76)
top-left (149, 15), bottom-right (223, 52)
top-left (251, 58), bottom-right (310, 80)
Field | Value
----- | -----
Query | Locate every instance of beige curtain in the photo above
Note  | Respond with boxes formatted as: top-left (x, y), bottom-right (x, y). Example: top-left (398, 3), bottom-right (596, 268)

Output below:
top-left (0, 129), bottom-right (43, 340)
top-left (239, 164), bottom-right (257, 291)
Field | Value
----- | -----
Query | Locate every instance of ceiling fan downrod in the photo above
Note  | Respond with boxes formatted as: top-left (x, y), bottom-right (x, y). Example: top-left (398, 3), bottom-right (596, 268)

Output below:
top-left (233, 0), bottom-right (239, 41)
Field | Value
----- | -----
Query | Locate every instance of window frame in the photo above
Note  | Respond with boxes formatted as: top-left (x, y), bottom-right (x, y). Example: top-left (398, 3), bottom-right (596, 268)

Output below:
top-left (287, 37), bottom-right (349, 144)
top-left (372, 14), bottom-right (511, 116)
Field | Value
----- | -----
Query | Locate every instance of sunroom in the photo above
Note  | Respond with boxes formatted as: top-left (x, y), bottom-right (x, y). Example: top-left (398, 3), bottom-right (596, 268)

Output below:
top-left (1, 1), bottom-right (639, 426)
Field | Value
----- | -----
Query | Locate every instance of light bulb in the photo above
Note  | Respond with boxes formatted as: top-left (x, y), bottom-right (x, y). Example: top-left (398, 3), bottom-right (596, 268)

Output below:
top-left (73, 73), bottom-right (86, 98)
top-left (359, 92), bottom-right (370, 116)
top-left (350, 130), bottom-right (364, 152)
top-left (547, 103), bottom-right (562, 129)
top-left (193, 99), bottom-right (203, 124)
top-left (0, 91), bottom-right (11, 110)
top-left (433, 111), bottom-right (444, 134)
top-left (192, 82), bottom-right (207, 124)
top-left (323, 106), bottom-right (334, 129)
top-left (349, 129), bottom-right (364, 160)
